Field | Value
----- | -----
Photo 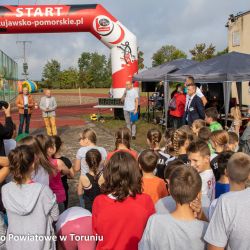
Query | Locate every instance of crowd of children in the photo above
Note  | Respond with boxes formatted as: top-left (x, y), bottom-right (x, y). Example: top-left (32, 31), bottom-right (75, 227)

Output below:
top-left (0, 107), bottom-right (249, 250)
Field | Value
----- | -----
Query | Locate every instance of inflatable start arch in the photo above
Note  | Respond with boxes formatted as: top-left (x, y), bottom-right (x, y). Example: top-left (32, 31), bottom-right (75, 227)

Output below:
top-left (0, 4), bottom-right (138, 98)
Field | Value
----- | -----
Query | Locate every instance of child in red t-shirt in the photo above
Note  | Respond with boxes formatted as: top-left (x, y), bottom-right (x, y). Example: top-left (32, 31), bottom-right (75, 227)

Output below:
top-left (92, 151), bottom-right (155, 250)
top-left (139, 149), bottom-right (168, 204)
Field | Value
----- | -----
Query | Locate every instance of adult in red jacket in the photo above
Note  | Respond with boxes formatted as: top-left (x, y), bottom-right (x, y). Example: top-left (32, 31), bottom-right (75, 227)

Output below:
top-left (170, 85), bottom-right (186, 128)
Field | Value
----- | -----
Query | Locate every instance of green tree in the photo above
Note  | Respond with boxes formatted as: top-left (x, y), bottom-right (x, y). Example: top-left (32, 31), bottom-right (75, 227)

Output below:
top-left (138, 48), bottom-right (144, 70)
top-left (216, 47), bottom-right (229, 56)
top-left (42, 59), bottom-right (61, 88)
top-left (102, 56), bottom-right (112, 87)
top-left (189, 43), bottom-right (216, 62)
top-left (59, 67), bottom-right (79, 89)
top-left (152, 45), bottom-right (187, 67)
top-left (89, 52), bottom-right (108, 87)
top-left (78, 52), bottom-right (91, 87)
top-left (78, 52), bottom-right (111, 88)
top-left (78, 52), bottom-right (92, 72)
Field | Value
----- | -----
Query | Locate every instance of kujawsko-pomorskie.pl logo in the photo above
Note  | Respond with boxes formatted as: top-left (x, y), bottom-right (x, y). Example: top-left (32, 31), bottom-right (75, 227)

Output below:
top-left (1, 233), bottom-right (104, 242)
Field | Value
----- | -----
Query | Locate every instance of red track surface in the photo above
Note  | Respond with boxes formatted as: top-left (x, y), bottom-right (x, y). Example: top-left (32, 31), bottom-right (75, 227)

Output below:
top-left (0, 94), bottom-right (148, 130)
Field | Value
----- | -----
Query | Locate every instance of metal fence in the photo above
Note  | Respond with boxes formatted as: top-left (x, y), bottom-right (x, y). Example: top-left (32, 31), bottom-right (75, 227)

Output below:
top-left (0, 50), bottom-right (18, 102)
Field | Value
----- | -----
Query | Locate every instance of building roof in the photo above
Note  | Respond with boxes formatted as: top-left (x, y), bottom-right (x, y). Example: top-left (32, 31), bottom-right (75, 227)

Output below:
top-left (235, 10), bottom-right (250, 18)
top-left (226, 10), bottom-right (250, 27)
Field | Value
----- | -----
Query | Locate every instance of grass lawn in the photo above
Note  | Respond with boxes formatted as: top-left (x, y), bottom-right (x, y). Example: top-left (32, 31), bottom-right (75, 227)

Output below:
top-left (83, 114), bottom-right (164, 150)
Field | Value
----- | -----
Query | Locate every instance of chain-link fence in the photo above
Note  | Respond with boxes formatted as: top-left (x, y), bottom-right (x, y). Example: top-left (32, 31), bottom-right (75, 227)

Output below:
top-left (0, 50), bottom-right (18, 102)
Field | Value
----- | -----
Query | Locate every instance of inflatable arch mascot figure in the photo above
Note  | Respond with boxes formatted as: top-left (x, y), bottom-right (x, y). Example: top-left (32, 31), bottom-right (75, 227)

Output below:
top-left (0, 5), bottom-right (138, 98)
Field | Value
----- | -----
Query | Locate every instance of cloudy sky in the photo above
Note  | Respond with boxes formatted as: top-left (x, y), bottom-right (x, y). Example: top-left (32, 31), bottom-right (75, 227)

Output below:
top-left (1, 0), bottom-right (250, 80)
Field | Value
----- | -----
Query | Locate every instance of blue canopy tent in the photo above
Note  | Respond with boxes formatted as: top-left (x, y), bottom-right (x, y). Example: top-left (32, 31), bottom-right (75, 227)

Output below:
top-left (133, 58), bottom-right (197, 82)
top-left (165, 52), bottom-right (250, 127)
top-left (133, 59), bottom-right (197, 124)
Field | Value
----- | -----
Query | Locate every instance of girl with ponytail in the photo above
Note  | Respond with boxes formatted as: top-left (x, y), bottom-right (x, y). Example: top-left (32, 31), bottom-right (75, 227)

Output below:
top-left (3, 145), bottom-right (58, 250)
top-left (146, 128), bottom-right (173, 179)
top-left (210, 130), bottom-right (230, 181)
top-left (36, 134), bottom-right (73, 214)
top-left (171, 129), bottom-right (190, 164)
top-left (17, 135), bottom-right (53, 186)
top-left (106, 127), bottom-right (138, 162)
top-left (78, 149), bottom-right (104, 212)
top-left (51, 135), bottom-right (73, 209)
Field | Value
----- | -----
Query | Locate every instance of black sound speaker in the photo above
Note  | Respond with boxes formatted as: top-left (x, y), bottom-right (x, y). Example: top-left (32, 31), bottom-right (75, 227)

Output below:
top-left (206, 83), bottom-right (224, 101)
top-left (114, 108), bottom-right (125, 120)
top-left (201, 83), bottom-right (224, 111)
top-left (141, 82), bottom-right (157, 92)
top-left (113, 106), bottom-right (141, 120)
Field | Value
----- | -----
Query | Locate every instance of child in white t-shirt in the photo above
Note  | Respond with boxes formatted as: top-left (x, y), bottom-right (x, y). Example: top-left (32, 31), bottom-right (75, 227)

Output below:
top-left (188, 140), bottom-right (215, 203)
top-left (73, 128), bottom-right (107, 175)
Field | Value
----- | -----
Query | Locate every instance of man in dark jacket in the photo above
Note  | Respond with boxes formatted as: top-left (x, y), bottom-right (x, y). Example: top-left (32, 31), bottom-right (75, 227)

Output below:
top-left (184, 83), bottom-right (205, 125)
top-left (0, 104), bottom-right (14, 156)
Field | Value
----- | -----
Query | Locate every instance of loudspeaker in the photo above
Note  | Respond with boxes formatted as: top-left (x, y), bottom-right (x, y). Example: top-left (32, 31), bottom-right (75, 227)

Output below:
top-left (141, 82), bottom-right (157, 92)
top-left (206, 83), bottom-right (224, 101)
top-left (113, 106), bottom-right (141, 120)
top-left (202, 83), bottom-right (224, 111)
top-left (114, 108), bottom-right (125, 120)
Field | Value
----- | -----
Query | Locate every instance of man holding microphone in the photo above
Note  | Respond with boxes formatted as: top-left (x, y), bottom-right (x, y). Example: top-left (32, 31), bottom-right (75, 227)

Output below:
top-left (121, 81), bottom-right (139, 140)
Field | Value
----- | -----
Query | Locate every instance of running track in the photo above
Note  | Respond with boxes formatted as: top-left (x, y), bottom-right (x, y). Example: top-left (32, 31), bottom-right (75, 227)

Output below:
top-left (0, 93), bottom-right (147, 130)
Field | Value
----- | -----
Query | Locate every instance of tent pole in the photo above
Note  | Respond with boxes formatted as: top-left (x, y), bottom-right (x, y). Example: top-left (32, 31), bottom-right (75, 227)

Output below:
top-left (164, 76), bottom-right (169, 128)
top-left (223, 81), bottom-right (232, 128)
top-left (147, 91), bottom-right (150, 123)
top-left (236, 81), bottom-right (242, 109)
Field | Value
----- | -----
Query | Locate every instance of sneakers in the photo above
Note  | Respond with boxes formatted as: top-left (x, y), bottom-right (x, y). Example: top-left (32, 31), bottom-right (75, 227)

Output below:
top-left (132, 136), bottom-right (136, 140)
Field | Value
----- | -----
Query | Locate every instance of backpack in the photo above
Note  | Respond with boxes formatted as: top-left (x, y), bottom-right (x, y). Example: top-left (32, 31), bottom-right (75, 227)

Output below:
top-left (168, 97), bottom-right (176, 110)
top-left (240, 126), bottom-right (250, 155)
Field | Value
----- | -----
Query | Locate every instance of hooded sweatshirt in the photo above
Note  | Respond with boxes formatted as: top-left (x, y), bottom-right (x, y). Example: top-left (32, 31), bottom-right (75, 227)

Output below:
top-left (2, 182), bottom-right (59, 250)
